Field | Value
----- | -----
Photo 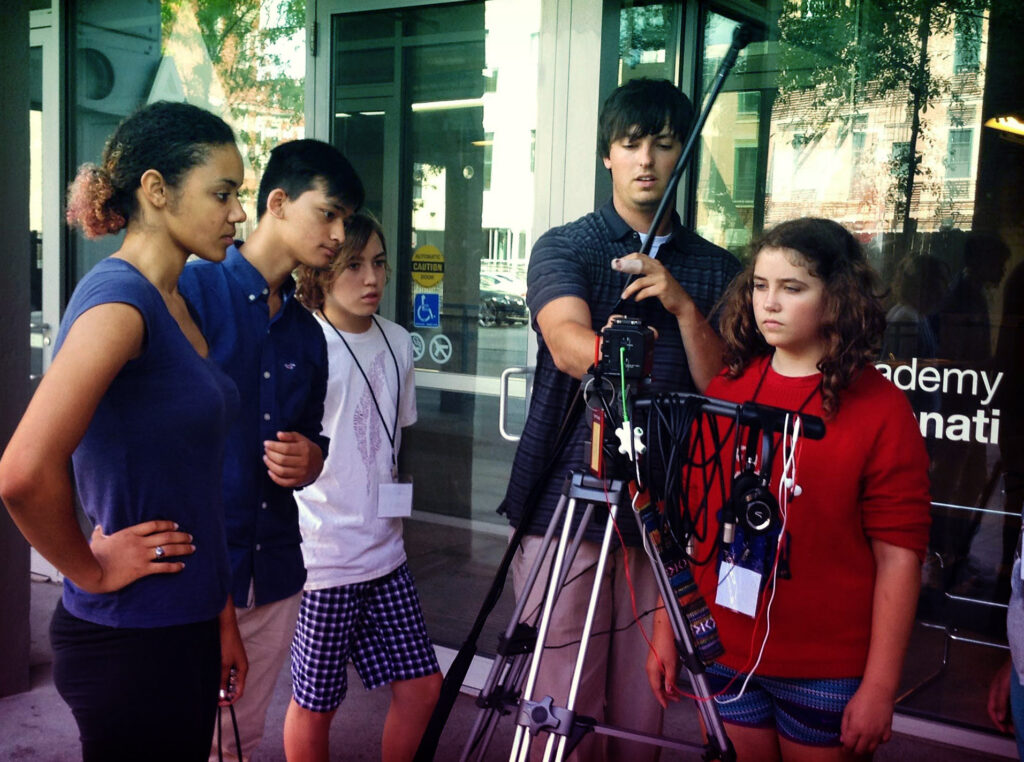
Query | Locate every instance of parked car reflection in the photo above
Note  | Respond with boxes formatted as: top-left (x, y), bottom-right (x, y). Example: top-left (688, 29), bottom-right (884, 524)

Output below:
top-left (479, 273), bottom-right (528, 327)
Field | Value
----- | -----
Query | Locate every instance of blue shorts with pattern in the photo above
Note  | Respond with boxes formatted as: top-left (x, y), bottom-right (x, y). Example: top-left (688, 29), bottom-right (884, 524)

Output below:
top-left (290, 563), bottom-right (440, 713)
top-left (706, 662), bottom-right (861, 746)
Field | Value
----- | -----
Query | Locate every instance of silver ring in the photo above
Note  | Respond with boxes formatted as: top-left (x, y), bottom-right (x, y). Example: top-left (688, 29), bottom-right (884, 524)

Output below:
top-left (154, 545), bottom-right (165, 559)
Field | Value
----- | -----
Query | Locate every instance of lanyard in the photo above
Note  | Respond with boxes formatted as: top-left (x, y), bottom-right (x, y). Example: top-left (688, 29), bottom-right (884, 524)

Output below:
top-left (742, 354), bottom-right (820, 473)
top-left (750, 354), bottom-right (820, 414)
top-left (320, 312), bottom-right (402, 475)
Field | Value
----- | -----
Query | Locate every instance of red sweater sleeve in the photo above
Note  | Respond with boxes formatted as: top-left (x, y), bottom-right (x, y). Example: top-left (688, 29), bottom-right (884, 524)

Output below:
top-left (855, 372), bottom-right (932, 559)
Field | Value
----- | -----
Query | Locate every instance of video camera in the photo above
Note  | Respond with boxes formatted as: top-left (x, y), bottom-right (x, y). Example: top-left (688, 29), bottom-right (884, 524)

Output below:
top-left (595, 316), bottom-right (655, 381)
top-left (582, 316), bottom-right (656, 480)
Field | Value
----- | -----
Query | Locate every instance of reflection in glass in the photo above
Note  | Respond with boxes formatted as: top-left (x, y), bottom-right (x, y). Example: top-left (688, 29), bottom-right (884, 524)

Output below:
top-left (29, 49), bottom-right (43, 381)
top-left (618, 3), bottom-right (677, 83)
top-left (69, 1), bottom-right (306, 281)
top-left (335, 110), bottom-right (386, 219)
top-left (693, 13), bottom-right (764, 254)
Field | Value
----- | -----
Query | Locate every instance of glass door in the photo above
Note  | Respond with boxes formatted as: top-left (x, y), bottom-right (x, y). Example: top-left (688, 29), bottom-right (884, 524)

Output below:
top-left (29, 9), bottom-right (63, 581)
top-left (29, 15), bottom-right (60, 382)
top-left (319, 1), bottom-right (539, 523)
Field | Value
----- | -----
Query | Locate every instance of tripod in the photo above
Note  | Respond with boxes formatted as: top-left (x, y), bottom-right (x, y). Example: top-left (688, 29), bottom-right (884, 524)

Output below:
top-left (460, 469), bottom-right (734, 762)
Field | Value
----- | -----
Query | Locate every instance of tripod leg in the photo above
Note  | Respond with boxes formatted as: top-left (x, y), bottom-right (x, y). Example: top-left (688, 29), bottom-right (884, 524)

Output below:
top-left (463, 491), bottom-right (574, 762)
top-left (510, 495), bottom-right (585, 762)
top-left (464, 484), bottom-right (600, 762)
top-left (550, 499), bottom-right (622, 762)
top-left (640, 527), bottom-right (734, 761)
top-left (504, 492), bottom-right (573, 635)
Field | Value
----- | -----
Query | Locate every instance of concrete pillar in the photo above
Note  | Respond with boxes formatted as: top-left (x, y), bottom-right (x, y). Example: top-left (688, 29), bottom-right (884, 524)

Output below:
top-left (533, 0), bottom-right (608, 236)
top-left (0, 0), bottom-right (32, 699)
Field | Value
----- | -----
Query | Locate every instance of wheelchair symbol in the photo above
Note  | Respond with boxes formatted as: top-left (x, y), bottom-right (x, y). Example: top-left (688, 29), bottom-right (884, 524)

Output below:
top-left (414, 293), bottom-right (440, 328)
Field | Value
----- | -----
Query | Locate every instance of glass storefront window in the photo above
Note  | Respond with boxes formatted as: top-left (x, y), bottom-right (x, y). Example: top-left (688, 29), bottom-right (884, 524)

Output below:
top-left (619, 0), bottom-right (1024, 736)
top-left (69, 0), bottom-right (306, 280)
top-left (618, 2), bottom-right (677, 83)
top-left (693, 12), bottom-right (768, 253)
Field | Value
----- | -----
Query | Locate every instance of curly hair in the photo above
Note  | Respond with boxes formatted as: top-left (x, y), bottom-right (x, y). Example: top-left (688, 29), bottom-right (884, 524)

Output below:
top-left (295, 212), bottom-right (389, 312)
top-left (719, 218), bottom-right (887, 418)
top-left (65, 101), bottom-right (236, 238)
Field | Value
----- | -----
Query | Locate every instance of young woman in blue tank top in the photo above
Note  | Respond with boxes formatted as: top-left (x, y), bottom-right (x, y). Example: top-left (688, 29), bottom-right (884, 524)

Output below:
top-left (0, 101), bottom-right (248, 761)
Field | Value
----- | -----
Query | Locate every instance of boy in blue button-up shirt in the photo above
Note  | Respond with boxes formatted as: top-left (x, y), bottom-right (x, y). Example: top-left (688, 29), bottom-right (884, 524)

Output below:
top-left (179, 139), bottom-right (364, 762)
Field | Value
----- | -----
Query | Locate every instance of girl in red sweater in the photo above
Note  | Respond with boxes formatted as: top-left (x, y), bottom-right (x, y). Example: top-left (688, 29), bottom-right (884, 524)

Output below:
top-left (646, 218), bottom-right (931, 760)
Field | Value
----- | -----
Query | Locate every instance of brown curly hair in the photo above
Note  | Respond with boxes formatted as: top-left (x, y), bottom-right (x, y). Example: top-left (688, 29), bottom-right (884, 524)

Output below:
top-left (295, 212), bottom-right (390, 312)
top-left (719, 218), bottom-right (886, 418)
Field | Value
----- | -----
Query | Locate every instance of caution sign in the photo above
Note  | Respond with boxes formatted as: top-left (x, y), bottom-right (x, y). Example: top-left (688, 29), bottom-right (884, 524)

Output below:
top-left (411, 245), bottom-right (445, 288)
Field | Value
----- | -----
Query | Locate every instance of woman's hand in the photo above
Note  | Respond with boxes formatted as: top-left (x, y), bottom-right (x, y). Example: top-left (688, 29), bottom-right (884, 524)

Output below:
top-left (645, 606), bottom-right (681, 708)
top-left (83, 520), bottom-right (194, 593)
top-left (843, 540), bottom-right (920, 755)
top-left (840, 680), bottom-right (894, 754)
top-left (218, 601), bottom-right (248, 706)
top-left (0, 302), bottom-right (152, 592)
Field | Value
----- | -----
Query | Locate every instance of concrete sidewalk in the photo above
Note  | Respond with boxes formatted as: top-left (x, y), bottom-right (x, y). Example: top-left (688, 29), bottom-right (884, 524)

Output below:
top-left (0, 580), bottom-right (518, 761)
top-left (1, 577), bottom-right (1017, 760)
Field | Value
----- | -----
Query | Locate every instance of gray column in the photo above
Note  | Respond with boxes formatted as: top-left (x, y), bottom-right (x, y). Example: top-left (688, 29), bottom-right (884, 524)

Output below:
top-left (0, 0), bottom-right (32, 699)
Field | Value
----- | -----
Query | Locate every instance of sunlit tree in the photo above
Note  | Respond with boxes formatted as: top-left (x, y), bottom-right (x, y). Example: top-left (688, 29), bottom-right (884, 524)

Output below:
top-left (775, 0), bottom-right (1006, 247)
top-left (161, 0), bottom-right (305, 187)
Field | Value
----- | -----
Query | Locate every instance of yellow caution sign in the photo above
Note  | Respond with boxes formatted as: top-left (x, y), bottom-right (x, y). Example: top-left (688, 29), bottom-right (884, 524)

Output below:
top-left (411, 245), bottom-right (445, 288)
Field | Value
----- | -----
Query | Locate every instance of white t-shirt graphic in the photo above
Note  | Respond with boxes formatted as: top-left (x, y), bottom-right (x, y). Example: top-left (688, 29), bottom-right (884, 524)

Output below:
top-left (296, 313), bottom-right (417, 588)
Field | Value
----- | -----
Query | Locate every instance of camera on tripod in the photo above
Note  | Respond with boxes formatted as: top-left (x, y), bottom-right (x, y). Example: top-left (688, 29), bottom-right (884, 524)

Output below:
top-left (581, 317), bottom-right (655, 480)
top-left (596, 317), bottom-right (654, 381)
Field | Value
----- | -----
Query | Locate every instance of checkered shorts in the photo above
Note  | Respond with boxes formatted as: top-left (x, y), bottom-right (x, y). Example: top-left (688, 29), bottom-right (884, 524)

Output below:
top-left (290, 563), bottom-right (440, 712)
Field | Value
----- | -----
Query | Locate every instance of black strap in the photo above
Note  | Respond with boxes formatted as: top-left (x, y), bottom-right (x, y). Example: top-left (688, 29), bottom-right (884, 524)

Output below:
top-left (745, 354), bottom-right (820, 473)
top-left (217, 703), bottom-right (243, 762)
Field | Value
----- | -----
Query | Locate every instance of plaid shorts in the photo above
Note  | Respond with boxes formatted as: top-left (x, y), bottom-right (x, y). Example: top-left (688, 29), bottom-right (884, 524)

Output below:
top-left (706, 662), bottom-right (861, 746)
top-left (290, 563), bottom-right (440, 712)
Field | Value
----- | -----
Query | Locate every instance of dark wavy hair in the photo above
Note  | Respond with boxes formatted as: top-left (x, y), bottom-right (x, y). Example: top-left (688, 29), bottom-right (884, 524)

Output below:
top-left (65, 101), bottom-right (236, 238)
top-left (295, 212), bottom-right (389, 312)
top-left (597, 78), bottom-right (694, 158)
top-left (719, 217), bottom-right (886, 417)
top-left (256, 139), bottom-right (364, 220)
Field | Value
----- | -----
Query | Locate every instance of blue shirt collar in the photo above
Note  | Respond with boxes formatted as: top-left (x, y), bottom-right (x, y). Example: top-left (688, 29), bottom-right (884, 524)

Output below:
top-left (223, 243), bottom-right (297, 306)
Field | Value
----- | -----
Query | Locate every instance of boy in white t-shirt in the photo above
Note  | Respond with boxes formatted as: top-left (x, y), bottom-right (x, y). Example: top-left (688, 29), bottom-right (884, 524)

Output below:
top-left (284, 213), bottom-right (441, 762)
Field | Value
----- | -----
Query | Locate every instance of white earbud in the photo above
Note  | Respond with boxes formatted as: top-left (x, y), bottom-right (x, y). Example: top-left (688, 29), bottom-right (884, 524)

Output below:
top-left (783, 477), bottom-right (802, 497)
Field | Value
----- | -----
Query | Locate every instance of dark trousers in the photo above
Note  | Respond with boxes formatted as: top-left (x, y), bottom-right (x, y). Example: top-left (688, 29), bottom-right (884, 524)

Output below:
top-left (51, 599), bottom-right (220, 762)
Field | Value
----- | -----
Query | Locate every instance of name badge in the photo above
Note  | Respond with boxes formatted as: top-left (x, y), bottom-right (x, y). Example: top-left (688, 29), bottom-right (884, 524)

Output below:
top-left (715, 560), bottom-right (761, 618)
top-left (378, 475), bottom-right (413, 518)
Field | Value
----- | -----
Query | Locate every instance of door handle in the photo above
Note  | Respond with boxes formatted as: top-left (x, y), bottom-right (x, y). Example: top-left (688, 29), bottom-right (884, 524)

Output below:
top-left (30, 319), bottom-right (51, 346)
top-left (499, 365), bottom-right (534, 442)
